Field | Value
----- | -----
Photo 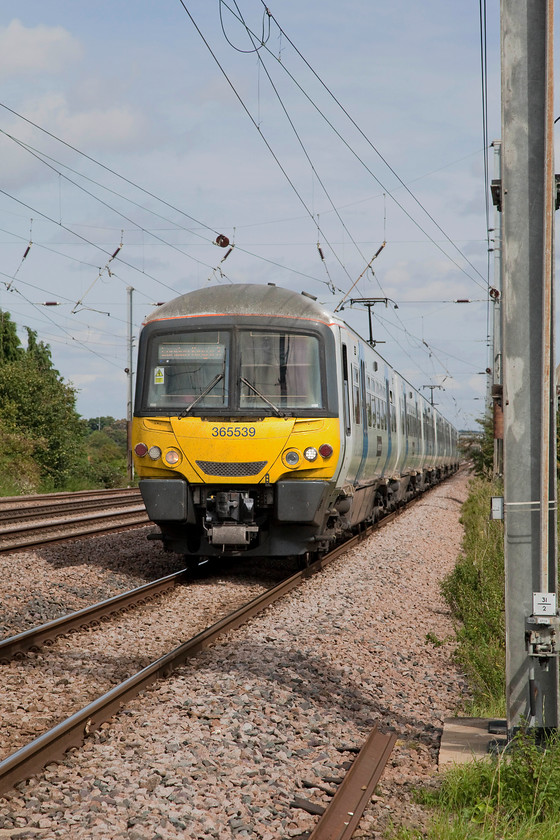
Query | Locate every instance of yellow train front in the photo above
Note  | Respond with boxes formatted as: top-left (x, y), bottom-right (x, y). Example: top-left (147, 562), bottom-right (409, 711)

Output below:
top-left (132, 284), bottom-right (342, 560)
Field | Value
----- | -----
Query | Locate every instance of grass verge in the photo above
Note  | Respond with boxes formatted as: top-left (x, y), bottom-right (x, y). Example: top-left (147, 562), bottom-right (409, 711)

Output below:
top-left (441, 477), bottom-right (505, 717)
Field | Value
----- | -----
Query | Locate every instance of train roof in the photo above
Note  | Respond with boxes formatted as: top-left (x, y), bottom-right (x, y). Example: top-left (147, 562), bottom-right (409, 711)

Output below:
top-left (143, 283), bottom-right (335, 325)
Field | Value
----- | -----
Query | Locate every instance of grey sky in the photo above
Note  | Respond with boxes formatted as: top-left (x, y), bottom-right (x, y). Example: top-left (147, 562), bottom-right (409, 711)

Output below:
top-left (0, 1), bottom-right (508, 428)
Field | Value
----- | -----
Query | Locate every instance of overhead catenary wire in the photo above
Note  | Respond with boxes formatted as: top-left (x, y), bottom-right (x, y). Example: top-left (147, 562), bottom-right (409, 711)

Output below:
top-left (1, 130), bottom-right (222, 277)
top-left (176, 0), bottom-right (358, 292)
top-left (5, 281), bottom-right (124, 370)
top-left (220, 0), bottom-right (376, 289)
top-left (72, 238), bottom-right (123, 314)
top-left (0, 185), bottom-right (190, 298)
top-left (224, 0), bottom-right (488, 293)
top-left (0, 9), bottom-right (488, 420)
top-left (0, 102), bottom-right (220, 241)
top-left (213, 0), bottom-right (489, 388)
top-left (0, 119), bottom-right (328, 288)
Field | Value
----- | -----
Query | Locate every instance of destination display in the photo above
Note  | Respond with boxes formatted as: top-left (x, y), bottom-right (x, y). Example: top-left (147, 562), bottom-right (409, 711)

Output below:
top-left (158, 343), bottom-right (226, 362)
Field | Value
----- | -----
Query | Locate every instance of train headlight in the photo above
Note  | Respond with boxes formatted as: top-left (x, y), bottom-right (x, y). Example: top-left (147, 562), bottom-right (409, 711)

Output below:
top-left (134, 443), bottom-right (148, 457)
top-left (148, 446), bottom-right (162, 461)
top-left (304, 447), bottom-right (318, 462)
top-left (318, 443), bottom-right (334, 458)
top-left (282, 449), bottom-right (300, 468)
top-left (165, 449), bottom-right (181, 466)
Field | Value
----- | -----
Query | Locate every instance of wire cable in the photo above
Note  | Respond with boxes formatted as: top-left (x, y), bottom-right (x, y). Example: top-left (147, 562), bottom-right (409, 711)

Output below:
top-left (239, 0), bottom-right (489, 292)
top-left (229, 0), bottom-right (371, 283)
top-left (176, 0), bottom-right (357, 291)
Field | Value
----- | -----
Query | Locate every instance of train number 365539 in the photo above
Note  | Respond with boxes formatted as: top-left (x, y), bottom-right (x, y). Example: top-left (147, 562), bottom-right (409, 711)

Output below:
top-left (211, 426), bottom-right (256, 437)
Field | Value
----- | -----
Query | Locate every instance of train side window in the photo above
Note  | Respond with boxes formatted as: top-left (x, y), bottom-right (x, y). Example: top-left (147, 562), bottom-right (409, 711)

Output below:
top-left (342, 344), bottom-right (351, 436)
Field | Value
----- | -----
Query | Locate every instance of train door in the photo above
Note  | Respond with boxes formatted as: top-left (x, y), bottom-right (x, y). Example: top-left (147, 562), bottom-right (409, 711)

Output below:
top-left (381, 374), bottom-right (396, 477)
top-left (340, 339), bottom-right (362, 484)
top-left (396, 382), bottom-right (408, 476)
top-left (341, 343), bottom-right (352, 438)
top-left (354, 356), bottom-right (369, 484)
top-left (413, 398), bottom-right (421, 470)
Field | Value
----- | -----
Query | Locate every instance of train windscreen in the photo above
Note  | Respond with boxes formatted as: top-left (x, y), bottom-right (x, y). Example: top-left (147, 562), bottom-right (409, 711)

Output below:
top-left (145, 331), bottom-right (229, 409)
top-left (239, 331), bottom-right (322, 410)
top-left (143, 328), bottom-right (323, 412)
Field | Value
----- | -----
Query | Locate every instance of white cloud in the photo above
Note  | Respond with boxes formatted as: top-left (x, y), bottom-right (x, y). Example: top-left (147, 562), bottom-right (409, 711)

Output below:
top-left (0, 19), bottom-right (83, 79)
top-left (25, 92), bottom-right (149, 152)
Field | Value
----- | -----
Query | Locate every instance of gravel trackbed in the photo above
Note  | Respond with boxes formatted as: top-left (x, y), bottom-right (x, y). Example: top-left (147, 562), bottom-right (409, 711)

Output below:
top-left (0, 470), bottom-right (470, 839)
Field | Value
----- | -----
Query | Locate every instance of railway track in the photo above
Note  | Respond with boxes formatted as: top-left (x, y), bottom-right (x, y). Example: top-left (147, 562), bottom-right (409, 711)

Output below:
top-left (0, 472), bottom-right (469, 838)
top-left (0, 487), bottom-right (150, 552)
top-left (0, 506), bottom-right (404, 804)
top-left (0, 569), bottom-right (187, 662)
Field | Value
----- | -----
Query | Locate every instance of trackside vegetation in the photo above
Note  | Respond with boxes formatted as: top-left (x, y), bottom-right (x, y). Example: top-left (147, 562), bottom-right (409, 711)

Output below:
top-left (391, 419), bottom-right (560, 840)
top-left (398, 729), bottom-right (560, 840)
top-left (441, 477), bottom-right (505, 717)
top-left (0, 311), bottom-right (128, 493)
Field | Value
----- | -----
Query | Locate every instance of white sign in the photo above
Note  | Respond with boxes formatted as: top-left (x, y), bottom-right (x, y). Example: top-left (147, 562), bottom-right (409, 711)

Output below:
top-left (490, 496), bottom-right (504, 520)
top-left (533, 592), bottom-right (557, 616)
top-left (154, 367), bottom-right (165, 385)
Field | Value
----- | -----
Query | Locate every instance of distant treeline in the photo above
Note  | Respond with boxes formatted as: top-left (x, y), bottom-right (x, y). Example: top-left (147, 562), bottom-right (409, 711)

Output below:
top-left (0, 310), bottom-right (128, 495)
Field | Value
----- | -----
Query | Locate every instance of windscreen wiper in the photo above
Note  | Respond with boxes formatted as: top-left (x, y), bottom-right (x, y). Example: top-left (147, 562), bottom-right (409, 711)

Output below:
top-left (178, 373), bottom-right (224, 418)
top-left (240, 377), bottom-right (284, 417)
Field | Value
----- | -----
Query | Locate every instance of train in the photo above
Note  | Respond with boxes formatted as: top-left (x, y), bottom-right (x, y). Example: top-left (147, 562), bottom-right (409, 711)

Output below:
top-left (132, 283), bottom-right (459, 562)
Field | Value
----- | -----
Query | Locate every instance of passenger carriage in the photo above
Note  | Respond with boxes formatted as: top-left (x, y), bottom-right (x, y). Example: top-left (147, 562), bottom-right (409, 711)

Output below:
top-left (132, 284), bottom-right (458, 559)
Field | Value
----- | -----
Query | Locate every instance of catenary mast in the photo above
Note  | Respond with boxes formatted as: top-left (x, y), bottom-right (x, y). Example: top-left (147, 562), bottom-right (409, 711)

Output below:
top-left (501, 0), bottom-right (558, 732)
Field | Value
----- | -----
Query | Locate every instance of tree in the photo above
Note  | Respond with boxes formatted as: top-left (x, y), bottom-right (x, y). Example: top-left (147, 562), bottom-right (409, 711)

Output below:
top-left (84, 418), bottom-right (128, 488)
top-left (0, 323), bottom-right (88, 490)
top-left (461, 410), bottom-right (494, 478)
top-left (0, 311), bottom-right (22, 362)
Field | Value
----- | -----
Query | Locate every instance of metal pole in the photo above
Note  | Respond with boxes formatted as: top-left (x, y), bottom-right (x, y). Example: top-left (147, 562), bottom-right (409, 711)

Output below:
top-left (422, 384), bottom-right (442, 407)
top-left (501, 0), bottom-right (558, 733)
top-left (127, 286), bottom-right (134, 483)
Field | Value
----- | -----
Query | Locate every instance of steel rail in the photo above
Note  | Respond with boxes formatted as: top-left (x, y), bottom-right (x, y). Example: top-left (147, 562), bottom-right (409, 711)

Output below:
top-left (0, 508), bottom-right (150, 552)
top-left (308, 727), bottom-right (398, 839)
top-left (0, 480), bottom-right (447, 794)
top-left (0, 506), bottom-right (148, 537)
top-left (0, 497), bottom-right (144, 523)
top-left (0, 562), bottom-right (316, 794)
top-left (0, 511), bottom-right (397, 794)
top-left (0, 569), bottom-right (188, 661)
top-left (0, 488), bottom-right (141, 509)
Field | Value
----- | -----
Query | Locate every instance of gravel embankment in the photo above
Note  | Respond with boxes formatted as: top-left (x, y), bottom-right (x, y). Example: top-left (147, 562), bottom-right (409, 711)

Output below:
top-left (0, 532), bottom-right (284, 759)
top-left (0, 527), bottom-right (185, 638)
top-left (0, 471), bottom-right (470, 839)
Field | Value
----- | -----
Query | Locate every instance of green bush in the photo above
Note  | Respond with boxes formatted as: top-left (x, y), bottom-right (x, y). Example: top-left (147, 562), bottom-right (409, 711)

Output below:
top-left (0, 317), bottom-right (89, 491)
top-left (0, 420), bottom-right (43, 495)
top-left (441, 477), bottom-right (505, 715)
top-left (414, 730), bottom-right (560, 839)
top-left (85, 418), bottom-right (128, 488)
